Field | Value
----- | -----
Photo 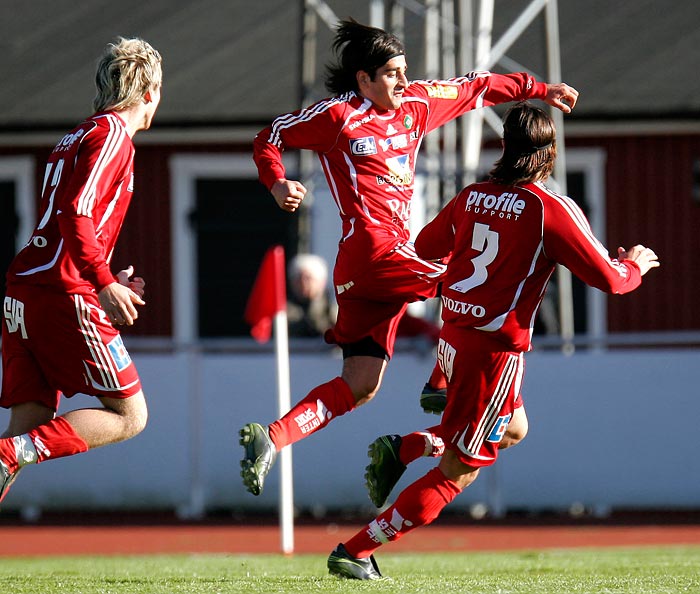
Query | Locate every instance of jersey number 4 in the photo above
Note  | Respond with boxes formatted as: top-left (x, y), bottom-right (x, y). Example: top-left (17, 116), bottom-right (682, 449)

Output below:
top-left (449, 222), bottom-right (500, 294)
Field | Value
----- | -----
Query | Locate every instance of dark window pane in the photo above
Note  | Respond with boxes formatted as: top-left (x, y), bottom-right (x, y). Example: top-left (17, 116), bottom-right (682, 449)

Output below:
top-left (0, 181), bottom-right (18, 303)
top-left (194, 178), bottom-right (298, 337)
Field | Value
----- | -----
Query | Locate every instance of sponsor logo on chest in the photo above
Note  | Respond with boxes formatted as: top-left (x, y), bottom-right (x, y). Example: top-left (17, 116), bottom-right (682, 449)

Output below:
top-left (349, 136), bottom-right (377, 156)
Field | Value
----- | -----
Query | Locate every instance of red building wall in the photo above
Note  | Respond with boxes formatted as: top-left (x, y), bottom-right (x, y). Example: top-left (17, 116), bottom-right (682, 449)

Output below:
top-left (3, 133), bottom-right (699, 337)
top-left (569, 134), bottom-right (700, 333)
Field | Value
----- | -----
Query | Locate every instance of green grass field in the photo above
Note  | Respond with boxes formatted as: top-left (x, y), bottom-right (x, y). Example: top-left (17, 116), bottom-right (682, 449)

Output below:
top-left (0, 546), bottom-right (699, 594)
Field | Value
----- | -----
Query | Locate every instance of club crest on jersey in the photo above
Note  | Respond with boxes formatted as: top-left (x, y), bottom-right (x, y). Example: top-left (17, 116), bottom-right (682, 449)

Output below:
top-left (107, 335), bottom-right (132, 371)
top-left (385, 154), bottom-right (413, 186)
top-left (349, 136), bottom-right (377, 156)
top-left (403, 115), bottom-right (413, 129)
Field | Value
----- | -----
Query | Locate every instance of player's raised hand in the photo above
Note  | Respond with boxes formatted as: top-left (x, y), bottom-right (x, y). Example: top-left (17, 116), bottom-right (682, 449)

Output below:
top-left (271, 178), bottom-right (307, 212)
top-left (544, 82), bottom-right (579, 113)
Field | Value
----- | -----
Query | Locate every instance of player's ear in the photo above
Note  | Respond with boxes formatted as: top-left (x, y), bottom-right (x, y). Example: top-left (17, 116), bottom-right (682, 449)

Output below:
top-left (356, 70), bottom-right (370, 89)
top-left (143, 90), bottom-right (153, 104)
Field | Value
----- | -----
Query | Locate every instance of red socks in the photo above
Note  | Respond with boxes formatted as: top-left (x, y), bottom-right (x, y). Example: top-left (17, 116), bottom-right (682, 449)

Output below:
top-left (399, 425), bottom-right (444, 465)
top-left (344, 467), bottom-right (462, 558)
top-left (0, 417), bottom-right (88, 473)
top-left (268, 377), bottom-right (356, 449)
top-left (29, 417), bottom-right (89, 462)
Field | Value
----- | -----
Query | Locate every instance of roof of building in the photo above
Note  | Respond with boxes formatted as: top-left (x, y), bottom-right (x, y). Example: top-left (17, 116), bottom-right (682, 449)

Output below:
top-left (1, 0), bottom-right (697, 130)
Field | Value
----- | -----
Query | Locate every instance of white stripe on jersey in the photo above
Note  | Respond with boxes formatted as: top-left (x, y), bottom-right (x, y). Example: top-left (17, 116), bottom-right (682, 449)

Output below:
top-left (401, 95), bottom-right (429, 109)
top-left (268, 93), bottom-right (352, 147)
top-left (15, 239), bottom-right (64, 277)
top-left (96, 180), bottom-right (123, 233)
top-left (340, 97), bottom-right (372, 130)
top-left (394, 242), bottom-right (447, 276)
top-left (476, 240), bottom-right (545, 332)
top-left (74, 295), bottom-right (121, 390)
top-left (535, 182), bottom-right (627, 276)
top-left (415, 72), bottom-right (492, 85)
top-left (319, 154), bottom-right (343, 214)
top-left (77, 114), bottom-right (126, 218)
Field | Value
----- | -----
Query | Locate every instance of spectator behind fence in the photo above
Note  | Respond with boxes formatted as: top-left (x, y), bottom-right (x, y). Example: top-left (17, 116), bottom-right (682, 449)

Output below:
top-left (287, 254), bottom-right (337, 338)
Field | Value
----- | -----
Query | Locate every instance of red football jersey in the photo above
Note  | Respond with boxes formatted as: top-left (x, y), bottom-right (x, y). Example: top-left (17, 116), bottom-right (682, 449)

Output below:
top-left (415, 180), bottom-right (642, 352)
top-left (7, 112), bottom-right (135, 294)
top-left (253, 72), bottom-right (546, 280)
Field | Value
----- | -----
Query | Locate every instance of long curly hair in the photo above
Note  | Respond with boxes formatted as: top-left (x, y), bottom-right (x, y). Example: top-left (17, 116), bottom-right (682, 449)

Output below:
top-left (489, 102), bottom-right (557, 186)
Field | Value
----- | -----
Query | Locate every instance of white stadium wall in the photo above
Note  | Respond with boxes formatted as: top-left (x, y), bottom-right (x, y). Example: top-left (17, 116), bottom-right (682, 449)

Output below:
top-left (2, 348), bottom-right (699, 517)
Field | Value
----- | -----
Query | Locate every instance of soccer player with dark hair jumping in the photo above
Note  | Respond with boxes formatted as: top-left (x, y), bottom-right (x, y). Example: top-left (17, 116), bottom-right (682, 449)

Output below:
top-left (242, 18), bottom-right (579, 503)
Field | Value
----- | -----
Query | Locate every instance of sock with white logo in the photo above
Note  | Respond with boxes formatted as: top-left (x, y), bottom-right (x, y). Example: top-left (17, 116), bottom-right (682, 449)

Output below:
top-left (13, 434), bottom-right (38, 467)
top-left (26, 417), bottom-right (89, 463)
top-left (398, 425), bottom-right (444, 465)
top-left (268, 376), bottom-right (355, 449)
top-left (344, 467), bottom-right (461, 558)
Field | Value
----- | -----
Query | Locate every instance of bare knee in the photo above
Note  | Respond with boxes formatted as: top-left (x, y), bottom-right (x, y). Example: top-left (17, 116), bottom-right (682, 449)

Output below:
top-left (439, 450), bottom-right (480, 489)
top-left (341, 356), bottom-right (387, 406)
top-left (352, 384), bottom-right (381, 406)
top-left (125, 404), bottom-right (148, 438)
top-left (500, 407), bottom-right (528, 449)
top-left (101, 392), bottom-right (148, 440)
top-left (124, 397), bottom-right (148, 439)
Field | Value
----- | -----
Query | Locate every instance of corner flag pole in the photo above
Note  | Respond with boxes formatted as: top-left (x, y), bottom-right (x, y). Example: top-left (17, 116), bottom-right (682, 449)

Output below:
top-left (273, 307), bottom-right (294, 554)
top-left (244, 245), bottom-right (294, 554)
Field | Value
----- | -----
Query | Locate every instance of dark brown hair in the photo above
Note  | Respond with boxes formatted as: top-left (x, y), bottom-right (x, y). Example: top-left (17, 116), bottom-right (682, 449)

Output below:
top-left (489, 102), bottom-right (557, 186)
top-left (325, 19), bottom-right (405, 95)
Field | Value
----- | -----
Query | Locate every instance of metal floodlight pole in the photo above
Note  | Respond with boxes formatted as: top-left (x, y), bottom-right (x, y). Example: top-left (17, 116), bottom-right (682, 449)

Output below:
top-left (462, 0), bottom-right (493, 186)
top-left (545, 0), bottom-right (575, 355)
top-left (462, 0), bottom-right (575, 355)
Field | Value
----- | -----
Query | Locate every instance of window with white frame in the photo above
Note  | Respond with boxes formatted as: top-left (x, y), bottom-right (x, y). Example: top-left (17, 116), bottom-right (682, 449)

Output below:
top-left (0, 157), bottom-right (36, 302)
top-left (169, 154), bottom-right (299, 342)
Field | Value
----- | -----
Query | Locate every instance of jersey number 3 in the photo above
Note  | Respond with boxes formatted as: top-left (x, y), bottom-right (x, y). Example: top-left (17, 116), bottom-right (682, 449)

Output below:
top-left (448, 222), bottom-right (499, 294)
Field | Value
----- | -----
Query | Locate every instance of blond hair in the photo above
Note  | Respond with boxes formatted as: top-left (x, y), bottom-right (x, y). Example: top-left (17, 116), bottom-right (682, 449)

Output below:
top-left (93, 37), bottom-right (162, 112)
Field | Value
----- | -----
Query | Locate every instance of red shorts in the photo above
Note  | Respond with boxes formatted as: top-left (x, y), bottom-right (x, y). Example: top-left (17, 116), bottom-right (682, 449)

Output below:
top-left (436, 324), bottom-right (524, 468)
top-left (330, 242), bottom-right (446, 358)
top-left (2, 285), bottom-right (142, 411)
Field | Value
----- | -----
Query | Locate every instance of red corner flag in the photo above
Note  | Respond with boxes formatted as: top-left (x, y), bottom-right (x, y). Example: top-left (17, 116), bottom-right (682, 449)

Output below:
top-left (244, 245), bottom-right (287, 343)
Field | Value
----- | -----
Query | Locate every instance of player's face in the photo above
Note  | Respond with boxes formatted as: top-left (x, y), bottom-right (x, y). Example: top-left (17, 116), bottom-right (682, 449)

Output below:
top-left (358, 55), bottom-right (408, 111)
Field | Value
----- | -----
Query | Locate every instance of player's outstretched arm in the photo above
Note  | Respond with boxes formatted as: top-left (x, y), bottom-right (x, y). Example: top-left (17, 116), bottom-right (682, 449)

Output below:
top-left (271, 178), bottom-right (307, 213)
top-left (544, 82), bottom-right (579, 113)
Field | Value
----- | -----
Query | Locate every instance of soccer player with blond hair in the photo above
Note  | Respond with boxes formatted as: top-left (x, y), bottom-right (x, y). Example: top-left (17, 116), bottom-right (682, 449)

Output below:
top-left (0, 37), bottom-right (162, 504)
